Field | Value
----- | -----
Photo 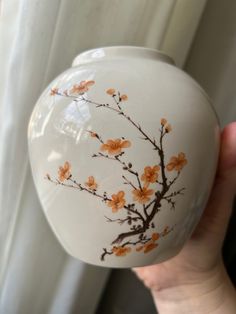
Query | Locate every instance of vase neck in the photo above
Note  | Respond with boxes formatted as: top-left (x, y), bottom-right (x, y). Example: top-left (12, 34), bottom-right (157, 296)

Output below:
top-left (72, 46), bottom-right (175, 67)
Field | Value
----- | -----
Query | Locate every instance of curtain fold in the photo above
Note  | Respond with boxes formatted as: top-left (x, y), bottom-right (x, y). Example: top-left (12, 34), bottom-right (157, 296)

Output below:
top-left (0, 1), bottom-right (207, 313)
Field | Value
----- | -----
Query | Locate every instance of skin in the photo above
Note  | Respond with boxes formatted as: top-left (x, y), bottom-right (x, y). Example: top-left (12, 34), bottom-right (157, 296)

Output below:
top-left (133, 123), bottom-right (236, 314)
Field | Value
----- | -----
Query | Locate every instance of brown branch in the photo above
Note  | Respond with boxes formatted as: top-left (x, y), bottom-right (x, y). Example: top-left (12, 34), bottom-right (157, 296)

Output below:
top-left (144, 198), bottom-right (156, 212)
top-left (81, 96), bottom-right (161, 152)
top-left (93, 151), bottom-right (142, 190)
top-left (120, 237), bottom-right (152, 248)
top-left (168, 171), bottom-right (181, 188)
top-left (86, 130), bottom-right (104, 144)
top-left (58, 92), bottom-right (162, 155)
top-left (56, 91), bottom-right (79, 99)
top-left (159, 125), bottom-right (168, 189)
top-left (124, 206), bottom-right (146, 223)
top-left (163, 198), bottom-right (176, 210)
top-left (105, 215), bottom-right (141, 225)
top-left (100, 237), bottom-right (152, 261)
top-left (101, 226), bottom-right (174, 261)
top-left (101, 248), bottom-right (113, 261)
top-left (122, 175), bottom-right (137, 190)
top-left (164, 187), bottom-right (185, 199)
top-left (111, 181), bottom-right (169, 245)
top-left (46, 176), bottom-right (110, 202)
top-left (112, 93), bottom-right (122, 111)
top-left (46, 175), bottom-right (146, 223)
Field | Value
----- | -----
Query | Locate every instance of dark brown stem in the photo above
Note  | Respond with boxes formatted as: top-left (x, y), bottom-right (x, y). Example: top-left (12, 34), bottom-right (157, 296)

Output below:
top-left (164, 187), bottom-right (185, 199)
top-left (124, 206), bottom-right (146, 223)
top-left (105, 215), bottom-right (142, 225)
top-left (122, 175), bottom-right (137, 190)
top-left (111, 185), bottom-right (169, 245)
top-left (46, 176), bottom-right (110, 203)
top-left (159, 125), bottom-right (168, 189)
top-left (81, 96), bottom-right (161, 152)
top-left (101, 248), bottom-right (113, 261)
top-left (112, 93), bottom-right (122, 111)
top-left (93, 151), bottom-right (142, 190)
top-left (168, 171), bottom-right (181, 187)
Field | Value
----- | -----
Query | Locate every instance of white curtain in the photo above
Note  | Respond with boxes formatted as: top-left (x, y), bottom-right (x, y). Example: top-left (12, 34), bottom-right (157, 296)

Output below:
top-left (0, 1), bottom-right (207, 313)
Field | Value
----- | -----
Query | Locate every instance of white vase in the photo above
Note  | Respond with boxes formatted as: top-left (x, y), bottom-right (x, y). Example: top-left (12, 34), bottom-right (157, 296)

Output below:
top-left (28, 46), bottom-right (220, 268)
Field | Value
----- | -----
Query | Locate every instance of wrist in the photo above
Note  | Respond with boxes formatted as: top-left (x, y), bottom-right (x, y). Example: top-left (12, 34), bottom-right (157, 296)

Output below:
top-left (152, 260), bottom-right (236, 314)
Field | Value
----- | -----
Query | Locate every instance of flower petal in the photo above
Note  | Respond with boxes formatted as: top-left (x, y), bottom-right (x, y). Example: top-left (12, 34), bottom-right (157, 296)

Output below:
top-left (121, 140), bottom-right (131, 148)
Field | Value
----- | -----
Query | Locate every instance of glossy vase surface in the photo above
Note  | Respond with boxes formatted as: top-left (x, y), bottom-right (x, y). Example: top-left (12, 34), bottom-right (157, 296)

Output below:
top-left (28, 46), bottom-right (220, 267)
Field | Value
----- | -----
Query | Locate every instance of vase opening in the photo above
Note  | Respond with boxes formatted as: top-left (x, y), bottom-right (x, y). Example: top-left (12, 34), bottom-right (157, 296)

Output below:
top-left (72, 46), bottom-right (175, 67)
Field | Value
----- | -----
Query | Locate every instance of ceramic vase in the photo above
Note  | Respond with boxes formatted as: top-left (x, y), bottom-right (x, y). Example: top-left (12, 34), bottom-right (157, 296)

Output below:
top-left (28, 46), bottom-right (220, 267)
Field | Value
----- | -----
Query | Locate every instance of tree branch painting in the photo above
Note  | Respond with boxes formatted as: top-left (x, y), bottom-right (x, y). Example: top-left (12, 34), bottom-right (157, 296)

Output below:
top-left (47, 81), bottom-right (188, 261)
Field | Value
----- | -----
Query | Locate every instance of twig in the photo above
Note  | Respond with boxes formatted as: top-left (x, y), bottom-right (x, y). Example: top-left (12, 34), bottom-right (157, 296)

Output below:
top-left (105, 215), bottom-right (141, 225)
top-left (164, 188), bottom-right (185, 199)
top-left (122, 175), bottom-right (137, 190)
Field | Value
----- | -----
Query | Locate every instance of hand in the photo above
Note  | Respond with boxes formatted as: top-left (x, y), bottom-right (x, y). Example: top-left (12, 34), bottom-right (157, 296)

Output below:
top-left (133, 123), bottom-right (236, 314)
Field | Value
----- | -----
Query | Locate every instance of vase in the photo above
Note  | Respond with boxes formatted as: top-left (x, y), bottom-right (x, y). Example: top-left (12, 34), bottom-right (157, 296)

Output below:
top-left (28, 46), bottom-right (220, 268)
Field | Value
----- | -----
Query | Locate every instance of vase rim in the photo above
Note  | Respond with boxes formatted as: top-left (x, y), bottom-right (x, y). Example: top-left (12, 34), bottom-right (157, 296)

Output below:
top-left (72, 46), bottom-right (175, 67)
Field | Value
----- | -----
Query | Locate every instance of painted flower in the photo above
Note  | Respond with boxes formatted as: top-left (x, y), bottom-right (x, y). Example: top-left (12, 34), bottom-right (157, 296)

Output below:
top-left (143, 241), bottom-right (158, 253)
top-left (112, 246), bottom-right (131, 256)
top-left (100, 139), bottom-right (131, 155)
top-left (132, 187), bottom-right (154, 204)
top-left (70, 80), bottom-right (95, 95)
top-left (58, 161), bottom-right (71, 182)
top-left (106, 88), bottom-right (116, 95)
top-left (165, 124), bottom-right (172, 133)
top-left (50, 87), bottom-right (59, 96)
top-left (151, 233), bottom-right (160, 241)
top-left (161, 118), bottom-right (167, 126)
top-left (85, 176), bottom-right (98, 190)
top-left (120, 94), bottom-right (128, 101)
top-left (166, 153), bottom-right (187, 171)
top-left (107, 191), bottom-right (126, 212)
top-left (141, 165), bottom-right (160, 185)
top-left (88, 131), bottom-right (98, 138)
top-left (136, 246), bottom-right (143, 252)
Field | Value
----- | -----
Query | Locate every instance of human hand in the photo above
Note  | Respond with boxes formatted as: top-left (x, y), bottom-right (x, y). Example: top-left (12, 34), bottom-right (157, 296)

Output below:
top-left (133, 123), bottom-right (236, 314)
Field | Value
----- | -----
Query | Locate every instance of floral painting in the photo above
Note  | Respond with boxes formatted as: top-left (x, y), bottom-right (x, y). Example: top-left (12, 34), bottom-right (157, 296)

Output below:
top-left (46, 80), bottom-right (188, 261)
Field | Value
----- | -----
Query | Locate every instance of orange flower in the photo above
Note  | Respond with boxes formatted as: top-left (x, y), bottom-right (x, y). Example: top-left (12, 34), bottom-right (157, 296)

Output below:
top-left (101, 139), bottom-right (131, 155)
top-left (143, 241), bottom-right (158, 253)
top-left (106, 88), bottom-right (116, 95)
top-left (120, 94), bottom-right (128, 101)
top-left (165, 124), bottom-right (172, 133)
top-left (70, 80), bottom-right (95, 95)
top-left (136, 246), bottom-right (143, 252)
top-left (85, 176), bottom-right (98, 190)
top-left (107, 191), bottom-right (126, 212)
top-left (132, 187), bottom-right (154, 204)
top-left (89, 131), bottom-right (98, 138)
top-left (151, 233), bottom-right (160, 241)
top-left (112, 246), bottom-right (131, 256)
top-left (141, 165), bottom-right (160, 185)
top-left (161, 118), bottom-right (167, 126)
top-left (166, 152), bottom-right (187, 171)
top-left (58, 161), bottom-right (71, 182)
top-left (50, 87), bottom-right (58, 96)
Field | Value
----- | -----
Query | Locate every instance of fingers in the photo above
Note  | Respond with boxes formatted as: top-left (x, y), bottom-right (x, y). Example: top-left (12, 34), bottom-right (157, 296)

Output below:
top-left (192, 123), bottom-right (236, 246)
top-left (218, 122), bottom-right (236, 175)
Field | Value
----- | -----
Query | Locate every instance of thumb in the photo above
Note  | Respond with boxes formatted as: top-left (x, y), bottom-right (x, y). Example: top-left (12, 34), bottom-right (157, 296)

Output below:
top-left (192, 122), bottom-right (236, 247)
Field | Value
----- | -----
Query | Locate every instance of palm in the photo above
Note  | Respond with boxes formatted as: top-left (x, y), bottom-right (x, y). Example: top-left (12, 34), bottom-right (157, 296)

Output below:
top-left (134, 123), bottom-right (236, 292)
